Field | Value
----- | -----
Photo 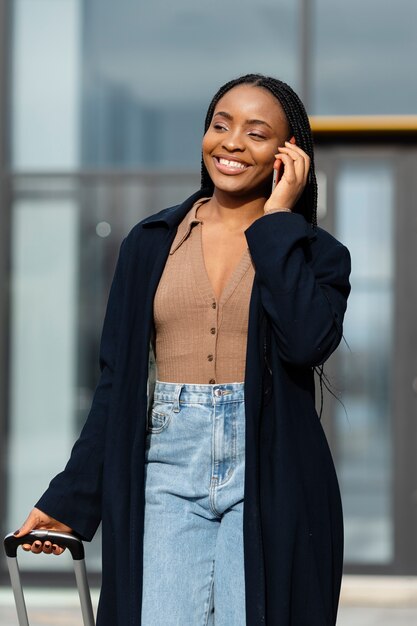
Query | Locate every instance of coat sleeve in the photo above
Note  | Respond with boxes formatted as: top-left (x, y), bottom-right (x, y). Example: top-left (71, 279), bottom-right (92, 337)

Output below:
top-left (245, 211), bottom-right (351, 367)
top-left (35, 238), bottom-right (128, 541)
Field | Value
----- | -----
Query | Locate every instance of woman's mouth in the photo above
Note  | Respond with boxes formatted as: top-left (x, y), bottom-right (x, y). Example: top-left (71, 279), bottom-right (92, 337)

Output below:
top-left (213, 156), bottom-right (250, 175)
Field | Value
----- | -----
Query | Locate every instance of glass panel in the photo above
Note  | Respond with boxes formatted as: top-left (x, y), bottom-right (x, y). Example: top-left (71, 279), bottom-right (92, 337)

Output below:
top-left (7, 197), bottom-right (79, 572)
top-left (81, 0), bottom-right (299, 167)
top-left (6, 173), bottom-right (198, 571)
top-left (313, 0), bottom-right (417, 114)
top-left (11, 0), bottom-right (81, 169)
top-left (335, 160), bottom-right (394, 564)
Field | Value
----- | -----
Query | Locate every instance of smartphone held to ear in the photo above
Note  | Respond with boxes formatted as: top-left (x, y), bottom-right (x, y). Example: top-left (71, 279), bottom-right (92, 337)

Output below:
top-left (271, 160), bottom-right (281, 192)
top-left (271, 168), bottom-right (278, 192)
top-left (271, 136), bottom-right (296, 192)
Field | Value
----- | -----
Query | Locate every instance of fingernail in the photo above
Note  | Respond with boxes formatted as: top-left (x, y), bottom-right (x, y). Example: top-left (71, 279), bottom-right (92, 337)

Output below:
top-left (13, 530), bottom-right (20, 536)
top-left (34, 541), bottom-right (41, 548)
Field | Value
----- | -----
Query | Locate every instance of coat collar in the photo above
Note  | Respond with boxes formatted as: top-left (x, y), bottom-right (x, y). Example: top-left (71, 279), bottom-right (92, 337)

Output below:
top-left (141, 187), bottom-right (317, 241)
top-left (141, 189), bottom-right (211, 230)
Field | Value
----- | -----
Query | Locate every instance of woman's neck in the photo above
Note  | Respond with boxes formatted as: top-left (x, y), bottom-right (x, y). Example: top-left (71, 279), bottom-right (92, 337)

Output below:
top-left (199, 190), bottom-right (266, 231)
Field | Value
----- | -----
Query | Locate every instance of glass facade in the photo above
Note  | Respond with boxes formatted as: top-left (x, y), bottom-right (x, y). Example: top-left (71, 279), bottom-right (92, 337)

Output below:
top-left (335, 160), bottom-right (394, 564)
top-left (2, 0), bottom-right (417, 578)
top-left (11, 0), bottom-right (81, 169)
top-left (6, 172), bottom-right (199, 572)
top-left (313, 0), bottom-right (417, 114)
top-left (80, 0), bottom-right (299, 167)
top-left (8, 196), bottom-right (79, 571)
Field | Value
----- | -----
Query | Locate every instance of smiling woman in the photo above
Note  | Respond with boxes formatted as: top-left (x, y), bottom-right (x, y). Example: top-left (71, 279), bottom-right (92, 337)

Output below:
top-left (15, 74), bottom-right (351, 626)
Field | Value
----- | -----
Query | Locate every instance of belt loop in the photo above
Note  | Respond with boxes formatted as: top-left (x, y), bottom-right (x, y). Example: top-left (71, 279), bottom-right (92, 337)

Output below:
top-left (173, 384), bottom-right (183, 413)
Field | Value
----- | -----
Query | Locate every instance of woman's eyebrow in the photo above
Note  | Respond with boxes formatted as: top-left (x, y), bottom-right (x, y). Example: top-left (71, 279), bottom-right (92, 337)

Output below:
top-left (246, 118), bottom-right (273, 129)
top-left (213, 111), bottom-right (272, 129)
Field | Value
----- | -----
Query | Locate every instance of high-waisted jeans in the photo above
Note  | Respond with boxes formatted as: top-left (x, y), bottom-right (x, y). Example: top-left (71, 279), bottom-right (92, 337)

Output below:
top-left (141, 381), bottom-right (246, 626)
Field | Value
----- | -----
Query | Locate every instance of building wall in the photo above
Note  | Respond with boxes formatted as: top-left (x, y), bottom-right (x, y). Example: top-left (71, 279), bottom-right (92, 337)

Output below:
top-left (1, 0), bottom-right (417, 577)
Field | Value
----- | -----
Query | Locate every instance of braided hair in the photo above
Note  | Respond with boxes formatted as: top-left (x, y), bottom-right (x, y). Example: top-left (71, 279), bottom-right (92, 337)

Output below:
top-left (200, 74), bottom-right (317, 226)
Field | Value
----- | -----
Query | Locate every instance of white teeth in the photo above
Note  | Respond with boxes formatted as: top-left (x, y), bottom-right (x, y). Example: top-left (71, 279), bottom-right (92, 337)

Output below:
top-left (218, 158), bottom-right (246, 169)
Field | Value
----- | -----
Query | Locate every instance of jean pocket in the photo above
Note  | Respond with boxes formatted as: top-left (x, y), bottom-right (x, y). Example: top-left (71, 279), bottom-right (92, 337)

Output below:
top-left (147, 401), bottom-right (173, 434)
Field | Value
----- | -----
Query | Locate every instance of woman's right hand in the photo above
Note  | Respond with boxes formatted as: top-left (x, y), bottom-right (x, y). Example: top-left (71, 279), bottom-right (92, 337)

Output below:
top-left (14, 507), bottom-right (73, 556)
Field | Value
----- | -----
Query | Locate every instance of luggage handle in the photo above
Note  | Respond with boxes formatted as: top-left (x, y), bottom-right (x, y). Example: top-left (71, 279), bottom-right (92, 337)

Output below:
top-left (4, 530), bottom-right (86, 559)
top-left (3, 531), bottom-right (95, 626)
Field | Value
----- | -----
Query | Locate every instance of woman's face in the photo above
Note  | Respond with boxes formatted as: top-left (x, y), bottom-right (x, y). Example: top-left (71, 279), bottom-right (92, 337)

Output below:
top-left (202, 84), bottom-right (290, 199)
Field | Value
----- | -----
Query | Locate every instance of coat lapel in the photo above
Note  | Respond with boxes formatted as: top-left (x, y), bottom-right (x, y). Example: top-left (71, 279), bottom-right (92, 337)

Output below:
top-left (137, 189), bottom-right (212, 409)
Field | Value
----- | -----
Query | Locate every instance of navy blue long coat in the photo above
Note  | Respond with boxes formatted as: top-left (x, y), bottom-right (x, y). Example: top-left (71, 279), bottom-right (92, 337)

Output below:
top-left (37, 189), bottom-right (351, 625)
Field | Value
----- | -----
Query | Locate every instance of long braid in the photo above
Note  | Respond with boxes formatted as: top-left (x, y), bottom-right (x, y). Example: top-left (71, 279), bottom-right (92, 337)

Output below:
top-left (200, 74), bottom-right (318, 226)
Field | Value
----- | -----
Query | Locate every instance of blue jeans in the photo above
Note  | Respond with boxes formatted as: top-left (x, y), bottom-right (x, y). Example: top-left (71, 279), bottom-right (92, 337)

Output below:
top-left (141, 381), bottom-right (246, 626)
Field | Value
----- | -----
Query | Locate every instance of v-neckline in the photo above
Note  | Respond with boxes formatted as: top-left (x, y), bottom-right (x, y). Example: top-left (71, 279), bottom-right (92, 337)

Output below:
top-left (193, 225), bottom-right (252, 306)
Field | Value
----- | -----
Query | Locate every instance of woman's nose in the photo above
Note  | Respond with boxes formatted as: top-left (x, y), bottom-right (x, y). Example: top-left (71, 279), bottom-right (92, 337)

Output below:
top-left (222, 131), bottom-right (245, 151)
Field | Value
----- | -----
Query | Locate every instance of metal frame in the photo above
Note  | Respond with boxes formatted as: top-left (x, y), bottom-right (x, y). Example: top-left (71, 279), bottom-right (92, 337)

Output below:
top-left (0, 0), bottom-right (11, 563)
top-left (299, 0), bottom-right (312, 109)
top-left (391, 146), bottom-right (417, 574)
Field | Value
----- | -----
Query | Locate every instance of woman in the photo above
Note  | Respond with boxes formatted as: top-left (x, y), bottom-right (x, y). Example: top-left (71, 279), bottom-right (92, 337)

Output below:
top-left (15, 74), bottom-right (351, 625)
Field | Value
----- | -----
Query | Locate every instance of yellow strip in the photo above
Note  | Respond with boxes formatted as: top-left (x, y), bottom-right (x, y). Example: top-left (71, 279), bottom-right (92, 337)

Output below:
top-left (310, 115), bottom-right (417, 132)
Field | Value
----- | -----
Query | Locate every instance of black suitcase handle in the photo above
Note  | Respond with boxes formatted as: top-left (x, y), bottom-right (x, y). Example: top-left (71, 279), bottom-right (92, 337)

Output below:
top-left (4, 530), bottom-right (85, 559)
top-left (3, 531), bottom-right (95, 626)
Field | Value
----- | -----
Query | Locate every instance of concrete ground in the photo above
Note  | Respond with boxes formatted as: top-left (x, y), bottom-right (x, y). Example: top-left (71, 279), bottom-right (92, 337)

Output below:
top-left (1, 578), bottom-right (417, 625)
top-left (337, 607), bottom-right (417, 625)
top-left (0, 605), bottom-right (417, 626)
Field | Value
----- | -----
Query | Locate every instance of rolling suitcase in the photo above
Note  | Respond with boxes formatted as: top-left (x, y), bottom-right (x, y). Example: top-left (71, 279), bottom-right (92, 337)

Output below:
top-left (3, 530), bottom-right (95, 626)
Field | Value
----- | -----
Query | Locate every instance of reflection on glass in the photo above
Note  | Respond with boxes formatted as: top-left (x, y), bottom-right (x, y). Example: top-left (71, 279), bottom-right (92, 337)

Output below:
top-left (12, 0), bottom-right (81, 169)
top-left (7, 199), bottom-right (79, 571)
top-left (335, 161), bottom-right (394, 563)
top-left (313, 0), bottom-right (417, 114)
top-left (81, 0), bottom-right (298, 167)
top-left (6, 174), bottom-right (198, 572)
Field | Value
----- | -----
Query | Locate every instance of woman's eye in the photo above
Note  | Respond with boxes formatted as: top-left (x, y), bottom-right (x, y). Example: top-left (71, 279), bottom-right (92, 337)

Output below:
top-left (213, 123), bottom-right (227, 131)
top-left (248, 132), bottom-right (266, 140)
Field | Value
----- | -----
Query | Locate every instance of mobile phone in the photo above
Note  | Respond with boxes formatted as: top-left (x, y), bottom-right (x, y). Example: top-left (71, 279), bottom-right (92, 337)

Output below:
top-left (271, 168), bottom-right (278, 192)
top-left (271, 161), bottom-right (281, 192)
top-left (271, 136), bottom-right (295, 192)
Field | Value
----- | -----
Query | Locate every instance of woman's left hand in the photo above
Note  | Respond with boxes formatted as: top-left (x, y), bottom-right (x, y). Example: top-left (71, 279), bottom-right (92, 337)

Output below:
top-left (264, 140), bottom-right (310, 213)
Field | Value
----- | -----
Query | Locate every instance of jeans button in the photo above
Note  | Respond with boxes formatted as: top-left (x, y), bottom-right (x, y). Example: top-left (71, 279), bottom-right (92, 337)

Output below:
top-left (214, 388), bottom-right (222, 397)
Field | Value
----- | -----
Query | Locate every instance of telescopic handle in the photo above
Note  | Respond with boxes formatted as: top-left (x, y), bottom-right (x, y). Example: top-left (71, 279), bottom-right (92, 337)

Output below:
top-left (3, 531), bottom-right (95, 626)
top-left (4, 530), bottom-right (85, 559)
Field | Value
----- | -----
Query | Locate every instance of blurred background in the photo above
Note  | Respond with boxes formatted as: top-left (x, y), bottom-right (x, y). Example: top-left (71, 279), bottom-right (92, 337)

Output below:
top-left (1, 0), bottom-right (417, 617)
